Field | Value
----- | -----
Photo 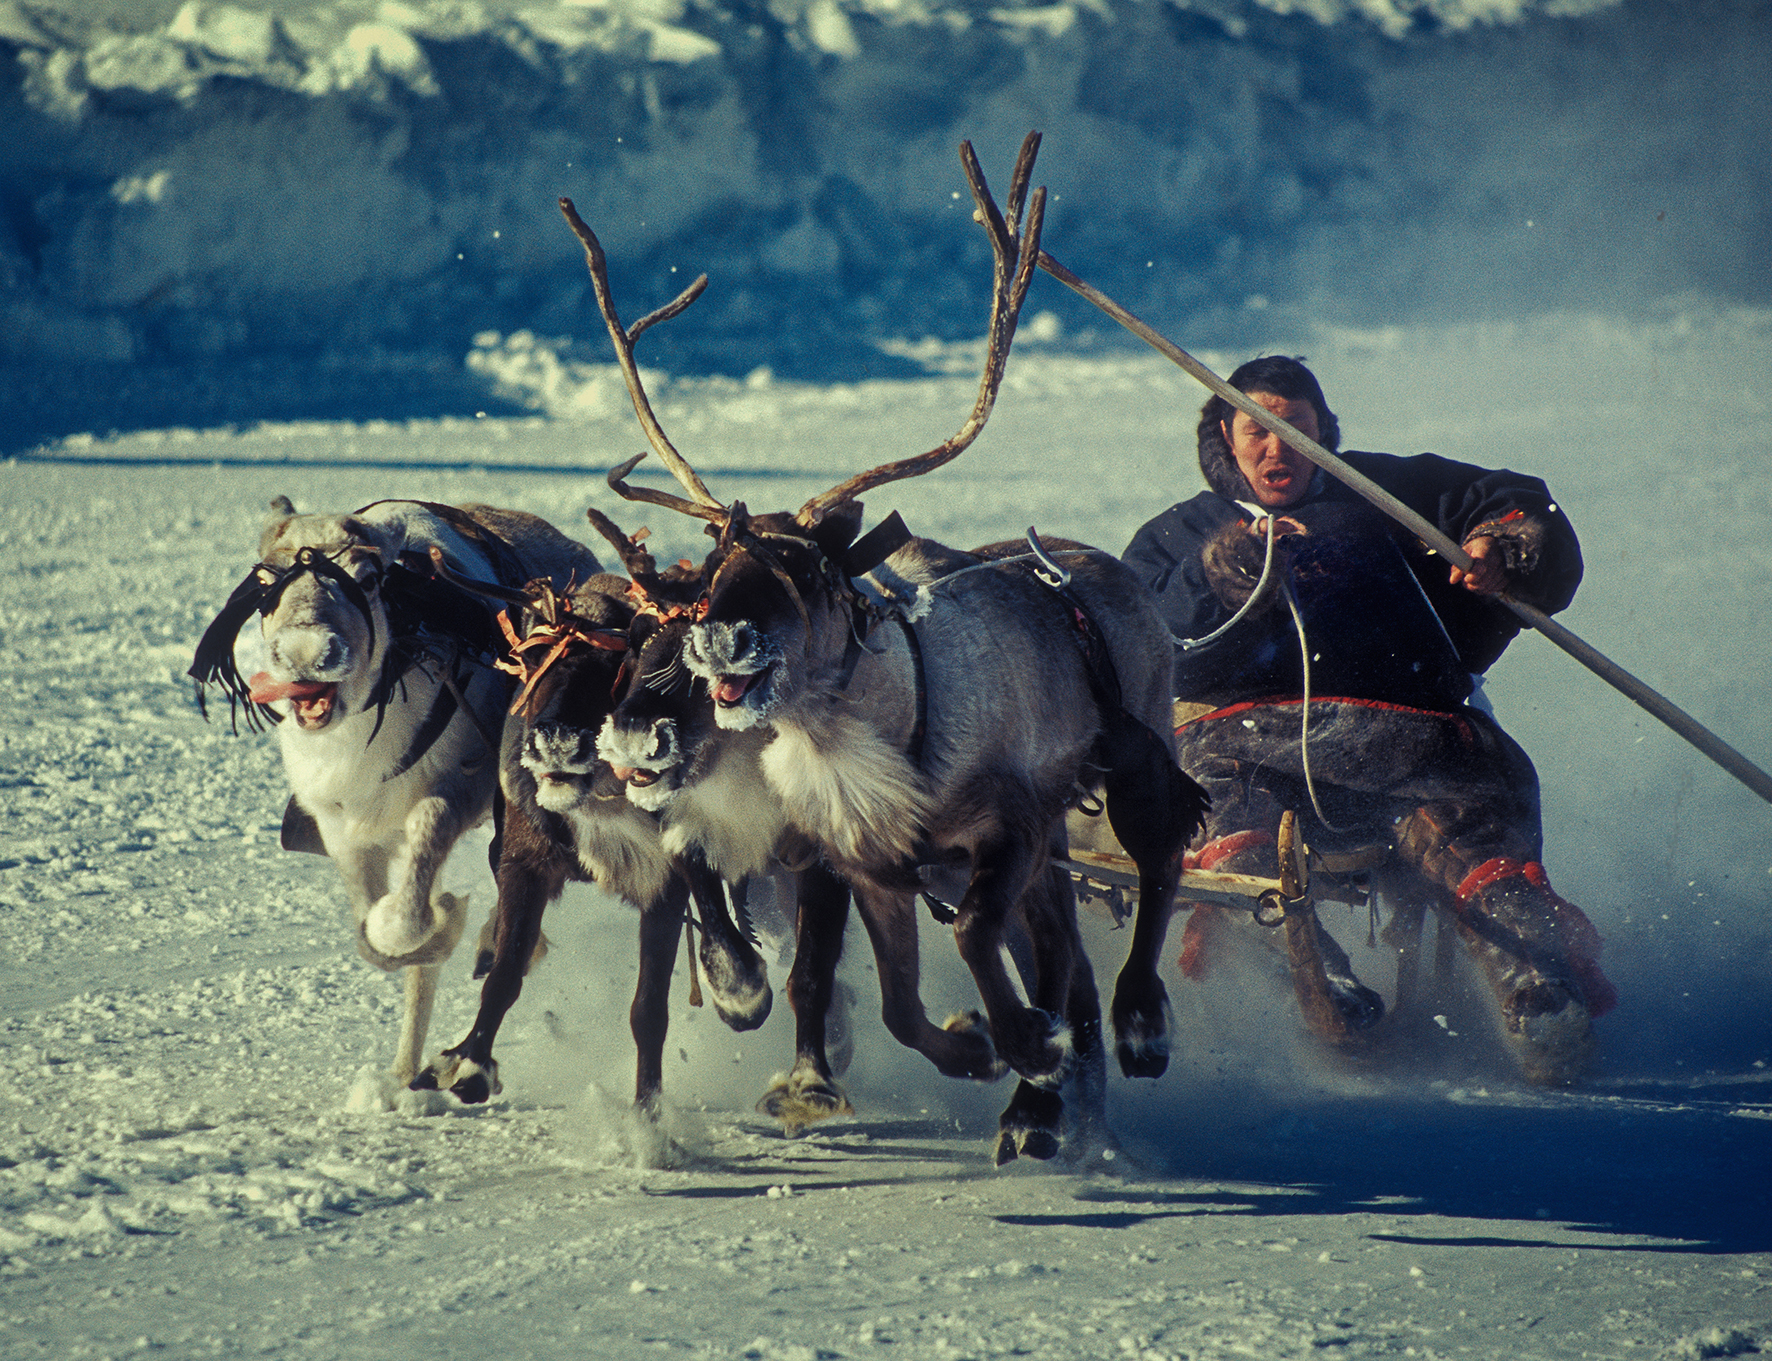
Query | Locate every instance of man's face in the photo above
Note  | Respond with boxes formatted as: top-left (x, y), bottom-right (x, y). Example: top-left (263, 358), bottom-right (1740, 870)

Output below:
top-left (1223, 391), bottom-right (1321, 509)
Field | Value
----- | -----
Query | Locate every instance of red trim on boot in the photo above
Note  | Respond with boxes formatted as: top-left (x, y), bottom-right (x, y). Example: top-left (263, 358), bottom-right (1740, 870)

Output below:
top-left (1454, 858), bottom-right (1618, 1018)
top-left (1456, 857), bottom-right (1529, 902)
top-left (1179, 696), bottom-right (1476, 748)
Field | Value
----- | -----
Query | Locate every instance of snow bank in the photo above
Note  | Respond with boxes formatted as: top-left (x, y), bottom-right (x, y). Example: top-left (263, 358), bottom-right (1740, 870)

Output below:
top-left (2, 0), bottom-right (1767, 446)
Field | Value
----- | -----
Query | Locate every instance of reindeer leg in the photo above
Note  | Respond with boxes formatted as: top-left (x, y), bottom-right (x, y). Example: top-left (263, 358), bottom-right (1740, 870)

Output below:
top-left (413, 807), bottom-right (564, 1103)
top-left (390, 962), bottom-right (442, 1087)
top-left (854, 885), bottom-right (1006, 1083)
top-left (360, 792), bottom-right (475, 966)
top-left (1108, 869), bottom-right (1180, 1080)
top-left (994, 844), bottom-right (1102, 1165)
top-left (1100, 712), bottom-right (1204, 1080)
top-left (684, 854), bottom-right (772, 1033)
top-left (759, 864), bottom-right (856, 1132)
top-left (952, 820), bottom-right (1071, 1086)
top-left (632, 878), bottom-right (691, 1113)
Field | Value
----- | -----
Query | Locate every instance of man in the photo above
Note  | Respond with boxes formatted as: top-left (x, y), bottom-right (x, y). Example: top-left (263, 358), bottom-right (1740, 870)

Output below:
top-left (1123, 355), bottom-right (1615, 1083)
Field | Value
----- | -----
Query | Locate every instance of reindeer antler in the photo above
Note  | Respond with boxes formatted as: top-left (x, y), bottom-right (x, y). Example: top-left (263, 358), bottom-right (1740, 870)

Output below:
top-left (604, 453), bottom-right (726, 527)
top-left (794, 131), bottom-right (1047, 529)
top-left (558, 197), bottom-right (727, 522)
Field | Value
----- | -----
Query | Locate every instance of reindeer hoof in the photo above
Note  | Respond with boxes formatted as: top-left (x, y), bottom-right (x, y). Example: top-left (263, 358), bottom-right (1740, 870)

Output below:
top-left (994, 1120), bottom-right (1062, 1166)
top-left (996, 1082), bottom-right (1064, 1166)
top-left (709, 982), bottom-right (773, 1034)
top-left (1112, 986), bottom-right (1173, 1080)
top-left (412, 1049), bottom-right (501, 1104)
top-left (993, 1130), bottom-right (1019, 1166)
top-left (757, 1073), bottom-right (854, 1134)
top-left (360, 891), bottom-right (471, 970)
top-left (451, 1069), bottom-right (496, 1104)
top-left (701, 942), bottom-right (773, 1033)
top-left (1502, 982), bottom-right (1593, 1086)
top-left (1113, 1003), bottom-right (1172, 1078)
top-left (993, 1122), bottom-right (1061, 1166)
top-left (940, 1011), bottom-right (1010, 1082)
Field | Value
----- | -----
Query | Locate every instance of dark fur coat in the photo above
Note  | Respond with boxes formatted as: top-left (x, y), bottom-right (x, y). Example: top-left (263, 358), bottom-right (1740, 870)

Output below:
top-left (1123, 446), bottom-right (1583, 709)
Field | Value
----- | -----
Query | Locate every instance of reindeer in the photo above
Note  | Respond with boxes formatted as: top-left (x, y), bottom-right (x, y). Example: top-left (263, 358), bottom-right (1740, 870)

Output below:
top-left (591, 513), bottom-right (977, 1138)
top-left (190, 500), bottom-right (601, 1098)
top-left (559, 133), bottom-right (1210, 1162)
top-left (411, 535), bottom-right (771, 1114)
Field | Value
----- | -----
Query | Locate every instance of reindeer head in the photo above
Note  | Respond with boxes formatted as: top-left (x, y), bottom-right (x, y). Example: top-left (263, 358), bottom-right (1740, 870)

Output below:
top-left (683, 502), bottom-right (866, 731)
top-left (501, 573), bottom-right (635, 816)
top-left (580, 508), bottom-right (718, 809)
top-left (250, 499), bottom-right (401, 732)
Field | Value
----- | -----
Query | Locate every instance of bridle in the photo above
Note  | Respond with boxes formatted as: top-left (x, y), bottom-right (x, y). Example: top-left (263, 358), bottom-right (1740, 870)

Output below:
top-left (494, 585), bottom-right (629, 718)
top-left (189, 545), bottom-right (386, 732)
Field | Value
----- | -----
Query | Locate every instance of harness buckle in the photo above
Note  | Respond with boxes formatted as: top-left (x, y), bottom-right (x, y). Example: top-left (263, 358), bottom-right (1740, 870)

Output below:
top-left (1024, 526), bottom-right (1071, 590)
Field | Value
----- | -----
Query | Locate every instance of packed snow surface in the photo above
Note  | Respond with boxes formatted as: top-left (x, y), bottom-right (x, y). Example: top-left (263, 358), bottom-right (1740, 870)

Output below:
top-left (3, 304), bottom-right (1770, 1358)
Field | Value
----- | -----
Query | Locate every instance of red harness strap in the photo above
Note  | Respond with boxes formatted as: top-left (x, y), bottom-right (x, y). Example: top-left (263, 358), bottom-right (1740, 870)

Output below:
top-left (1189, 829), bottom-right (1272, 871)
top-left (1456, 858), bottom-right (1618, 1016)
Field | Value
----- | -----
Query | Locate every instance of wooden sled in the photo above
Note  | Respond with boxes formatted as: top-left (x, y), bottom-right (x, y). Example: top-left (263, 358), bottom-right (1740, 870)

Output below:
top-left (1063, 805), bottom-right (1435, 1043)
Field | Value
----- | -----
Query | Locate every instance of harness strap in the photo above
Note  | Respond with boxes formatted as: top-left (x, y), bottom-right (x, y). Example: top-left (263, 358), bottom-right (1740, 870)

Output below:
top-left (1012, 558), bottom-right (1125, 714)
top-left (1191, 829), bottom-right (1272, 871)
top-left (381, 675), bottom-right (461, 783)
top-left (899, 615), bottom-right (928, 771)
top-left (834, 610), bottom-right (928, 772)
top-left (839, 510), bottom-right (915, 579)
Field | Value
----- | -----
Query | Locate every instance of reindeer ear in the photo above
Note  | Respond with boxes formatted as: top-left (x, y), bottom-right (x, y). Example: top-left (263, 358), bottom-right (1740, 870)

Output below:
top-left (258, 498), bottom-right (297, 557)
top-left (340, 515), bottom-right (401, 564)
top-left (716, 503), bottom-right (751, 553)
top-left (811, 500), bottom-right (866, 561)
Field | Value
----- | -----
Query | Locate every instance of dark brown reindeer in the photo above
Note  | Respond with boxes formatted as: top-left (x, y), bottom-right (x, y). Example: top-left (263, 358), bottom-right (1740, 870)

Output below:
top-left (560, 133), bottom-right (1209, 1162)
top-left (411, 555), bottom-right (769, 1115)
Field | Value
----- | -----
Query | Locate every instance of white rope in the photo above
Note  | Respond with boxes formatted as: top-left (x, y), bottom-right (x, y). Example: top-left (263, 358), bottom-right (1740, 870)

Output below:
top-left (1280, 575), bottom-right (1356, 835)
top-left (1174, 514), bottom-right (1279, 652)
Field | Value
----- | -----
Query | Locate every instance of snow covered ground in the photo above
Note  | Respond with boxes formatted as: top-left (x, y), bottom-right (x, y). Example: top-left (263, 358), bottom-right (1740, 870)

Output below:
top-left (3, 302), bottom-right (1771, 1359)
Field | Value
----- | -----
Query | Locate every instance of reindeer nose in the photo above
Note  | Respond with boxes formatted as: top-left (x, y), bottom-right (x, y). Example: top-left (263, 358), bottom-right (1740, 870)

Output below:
top-left (728, 622), bottom-right (758, 661)
top-left (526, 723), bottom-right (591, 766)
top-left (270, 628), bottom-right (350, 677)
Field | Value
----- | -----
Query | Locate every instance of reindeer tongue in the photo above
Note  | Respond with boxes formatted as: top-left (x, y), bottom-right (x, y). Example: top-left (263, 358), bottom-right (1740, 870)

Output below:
top-left (248, 673), bottom-right (337, 704)
top-left (713, 675), bottom-right (755, 706)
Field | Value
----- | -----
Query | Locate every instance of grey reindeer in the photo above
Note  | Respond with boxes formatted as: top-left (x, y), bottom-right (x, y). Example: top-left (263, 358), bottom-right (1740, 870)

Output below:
top-left (562, 134), bottom-right (1209, 1164)
top-left (191, 499), bottom-right (599, 1102)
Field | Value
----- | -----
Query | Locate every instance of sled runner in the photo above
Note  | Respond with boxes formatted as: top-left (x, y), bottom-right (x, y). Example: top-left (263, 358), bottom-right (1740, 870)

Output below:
top-left (1063, 806), bottom-right (1417, 1046)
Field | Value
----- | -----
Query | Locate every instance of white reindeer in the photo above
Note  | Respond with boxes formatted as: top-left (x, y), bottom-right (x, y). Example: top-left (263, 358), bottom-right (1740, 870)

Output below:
top-left (192, 498), bottom-right (600, 1101)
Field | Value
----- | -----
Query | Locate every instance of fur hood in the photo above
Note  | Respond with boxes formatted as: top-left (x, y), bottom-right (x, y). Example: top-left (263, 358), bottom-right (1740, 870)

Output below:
top-left (1196, 415), bottom-right (1255, 502)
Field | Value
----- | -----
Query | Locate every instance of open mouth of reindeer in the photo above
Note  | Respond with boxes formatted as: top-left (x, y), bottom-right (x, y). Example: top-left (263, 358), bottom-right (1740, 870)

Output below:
top-left (710, 667), bottom-right (771, 710)
top-left (248, 674), bottom-right (341, 730)
top-left (596, 717), bottom-right (683, 810)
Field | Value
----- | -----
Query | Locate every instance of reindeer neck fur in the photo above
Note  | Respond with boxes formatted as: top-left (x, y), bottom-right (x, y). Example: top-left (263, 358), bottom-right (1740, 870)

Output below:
top-left (562, 797), bottom-right (674, 908)
top-left (757, 621), bottom-right (933, 870)
top-left (280, 665), bottom-right (500, 846)
top-left (659, 726), bottom-right (789, 882)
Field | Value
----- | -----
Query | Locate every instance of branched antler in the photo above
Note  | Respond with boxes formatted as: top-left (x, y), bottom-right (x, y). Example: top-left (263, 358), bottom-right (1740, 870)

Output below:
top-left (559, 197), bottom-right (726, 519)
top-left (794, 131), bottom-right (1046, 528)
top-left (604, 453), bottom-right (727, 526)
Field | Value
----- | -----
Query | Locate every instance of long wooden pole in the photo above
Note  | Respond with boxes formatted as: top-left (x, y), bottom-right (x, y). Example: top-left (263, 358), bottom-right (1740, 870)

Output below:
top-left (1036, 250), bottom-right (1772, 807)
